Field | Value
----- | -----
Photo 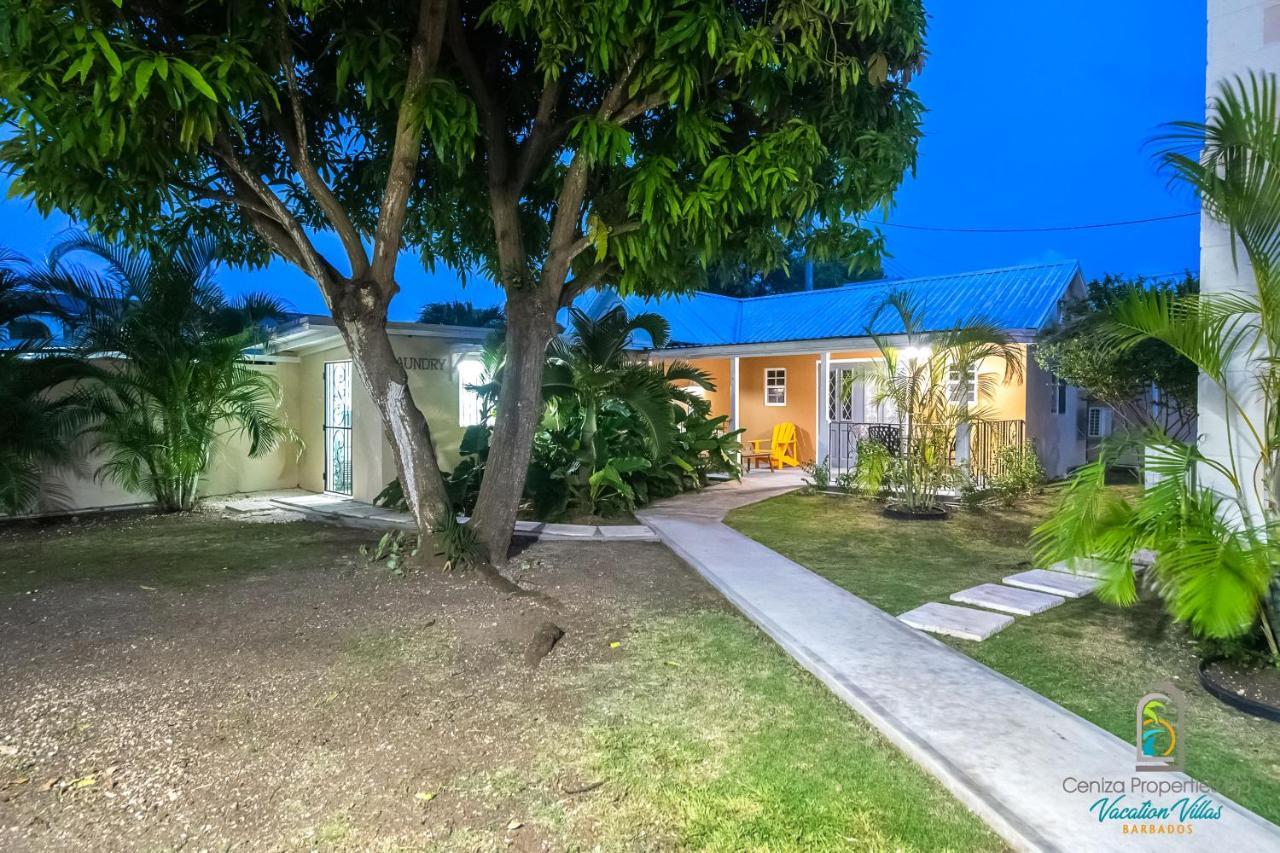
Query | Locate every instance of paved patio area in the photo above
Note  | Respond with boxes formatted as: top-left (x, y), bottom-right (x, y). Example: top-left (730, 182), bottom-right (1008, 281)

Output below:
top-left (216, 490), bottom-right (659, 541)
top-left (637, 474), bottom-right (1280, 852)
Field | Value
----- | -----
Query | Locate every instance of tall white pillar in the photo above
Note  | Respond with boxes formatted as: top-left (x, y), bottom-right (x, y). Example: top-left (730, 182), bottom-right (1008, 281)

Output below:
top-left (818, 351), bottom-right (831, 463)
top-left (730, 356), bottom-right (741, 433)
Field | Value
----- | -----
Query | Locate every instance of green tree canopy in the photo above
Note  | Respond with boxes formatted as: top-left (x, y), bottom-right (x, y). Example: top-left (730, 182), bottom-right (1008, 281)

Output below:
top-left (1035, 274), bottom-right (1198, 436)
top-left (1, 0), bottom-right (926, 560)
top-left (703, 229), bottom-right (885, 297)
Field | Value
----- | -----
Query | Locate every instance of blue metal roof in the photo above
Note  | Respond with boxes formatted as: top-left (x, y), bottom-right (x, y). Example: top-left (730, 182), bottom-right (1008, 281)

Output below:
top-left (582, 261), bottom-right (1082, 348)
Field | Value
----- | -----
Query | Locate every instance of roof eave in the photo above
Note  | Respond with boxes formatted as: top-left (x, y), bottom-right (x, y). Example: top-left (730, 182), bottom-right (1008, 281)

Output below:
top-left (645, 329), bottom-right (1039, 359)
top-left (259, 316), bottom-right (492, 356)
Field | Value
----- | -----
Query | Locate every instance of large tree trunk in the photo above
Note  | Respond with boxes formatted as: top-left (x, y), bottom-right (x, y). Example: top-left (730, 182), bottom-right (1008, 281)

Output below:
top-left (331, 280), bottom-right (452, 531)
top-left (469, 289), bottom-right (557, 563)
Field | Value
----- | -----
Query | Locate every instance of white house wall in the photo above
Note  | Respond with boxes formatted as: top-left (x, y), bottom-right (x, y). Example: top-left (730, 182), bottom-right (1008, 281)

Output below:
top-left (20, 334), bottom-right (481, 515)
top-left (1202, 1), bottom-right (1280, 515)
top-left (294, 336), bottom-right (478, 504)
top-left (1024, 346), bottom-right (1086, 479)
top-left (29, 361), bottom-right (303, 515)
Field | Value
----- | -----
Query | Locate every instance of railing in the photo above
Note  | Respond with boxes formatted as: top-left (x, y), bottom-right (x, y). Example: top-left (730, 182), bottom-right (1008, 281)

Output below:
top-left (967, 419), bottom-right (1027, 486)
top-left (828, 419), bottom-right (1027, 487)
top-left (828, 422), bottom-right (903, 472)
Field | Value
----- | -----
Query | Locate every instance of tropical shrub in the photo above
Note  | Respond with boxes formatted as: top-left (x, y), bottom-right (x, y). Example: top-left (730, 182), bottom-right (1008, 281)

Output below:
top-left (1036, 72), bottom-right (1280, 660)
top-left (1036, 274), bottom-right (1198, 437)
top-left (41, 233), bottom-right (296, 513)
top-left (851, 439), bottom-right (894, 495)
top-left (0, 248), bottom-right (92, 514)
top-left (418, 301), bottom-right (505, 329)
top-left (861, 291), bottom-right (1023, 514)
top-left (987, 444), bottom-right (1047, 507)
top-left (802, 457), bottom-right (832, 491)
top-left (378, 305), bottom-right (741, 521)
top-left (531, 306), bottom-right (741, 518)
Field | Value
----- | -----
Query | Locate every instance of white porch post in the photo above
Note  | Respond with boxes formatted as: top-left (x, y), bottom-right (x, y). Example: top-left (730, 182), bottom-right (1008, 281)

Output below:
top-left (730, 355), bottom-right (741, 434)
top-left (955, 422), bottom-right (971, 467)
top-left (818, 351), bottom-right (831, 463)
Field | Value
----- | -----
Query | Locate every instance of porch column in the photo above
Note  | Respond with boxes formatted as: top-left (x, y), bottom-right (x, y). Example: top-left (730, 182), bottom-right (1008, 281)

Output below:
top-left (818, 351), bottom-right (831, 462)
top-left (955, 422), bottom-right (971, 467)
top-left (730, 356), bottom-right (741, 433)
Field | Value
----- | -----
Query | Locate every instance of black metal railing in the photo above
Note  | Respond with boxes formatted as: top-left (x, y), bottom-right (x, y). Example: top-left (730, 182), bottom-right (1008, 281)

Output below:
top-left (827, 419), bottom-right (1026, 487)
top-left (828, 422), bottom-right (903, 472)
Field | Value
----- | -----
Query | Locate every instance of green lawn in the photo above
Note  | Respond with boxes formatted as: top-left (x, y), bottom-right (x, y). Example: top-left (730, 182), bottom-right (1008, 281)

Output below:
top-left (0, 512), bottom-right (1001, 851)
top-left (557, 610), bottom-right (1002, 851)
top-left (727, 491), bottom-right (1280, 826)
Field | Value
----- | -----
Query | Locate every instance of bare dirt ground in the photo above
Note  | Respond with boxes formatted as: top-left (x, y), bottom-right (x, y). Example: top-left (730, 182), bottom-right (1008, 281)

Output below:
top-left (0, 511), bottom-right (719, 852)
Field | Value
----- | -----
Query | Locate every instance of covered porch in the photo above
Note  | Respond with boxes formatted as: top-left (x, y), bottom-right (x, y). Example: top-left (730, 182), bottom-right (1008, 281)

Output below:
top-left (654, 339), bottom-right (1029, 486)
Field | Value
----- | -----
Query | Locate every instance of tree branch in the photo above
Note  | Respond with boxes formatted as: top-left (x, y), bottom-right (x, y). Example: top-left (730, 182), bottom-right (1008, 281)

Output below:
top-left (208, 134), bottom-right (333, 287)
top-left (447, 11), bottom-right (511, 187)
top-left (538, 52), bottom-right (647, 297)
top-left (563, 219), bottom-right (642, 264)
top-left (597, 48), bottom-right (646, 120)
top-left (172, 179), bottom-right (279, 220)
top-left (369, 0), bottom-right (449, 286)
top-left (560, 260), bottom-right (618, 307)
top-left (511, 77), bottom-right (564, 194)
top-left (274, 24), bottom-right (369, 278)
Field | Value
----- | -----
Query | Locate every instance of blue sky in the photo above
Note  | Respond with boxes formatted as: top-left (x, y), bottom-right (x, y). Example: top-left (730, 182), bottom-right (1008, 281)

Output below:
top-left (0, 1), bottom-right (1205, 319)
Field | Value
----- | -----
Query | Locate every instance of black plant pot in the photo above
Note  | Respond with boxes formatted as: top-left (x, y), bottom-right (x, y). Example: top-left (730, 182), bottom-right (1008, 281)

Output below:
top-left (882, 504), bottom-right (949, 521)
top-left (1198, 656), bottom-right (1280, 723)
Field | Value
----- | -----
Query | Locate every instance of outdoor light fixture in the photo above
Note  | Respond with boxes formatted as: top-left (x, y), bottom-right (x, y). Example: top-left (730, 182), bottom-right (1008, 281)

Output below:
top-left (899, 345), bottom-right (932, 363)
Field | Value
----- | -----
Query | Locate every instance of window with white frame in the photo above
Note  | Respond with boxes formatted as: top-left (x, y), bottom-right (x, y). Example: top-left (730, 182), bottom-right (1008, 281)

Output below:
top-left (764, 368), bottom-right (787, 406)
top-left (946, 364), bottom-right (979, 405)
top-left (457, 357), bottom-right (487, 426)
top-left (1087, 406), bottom-right (1111, 438)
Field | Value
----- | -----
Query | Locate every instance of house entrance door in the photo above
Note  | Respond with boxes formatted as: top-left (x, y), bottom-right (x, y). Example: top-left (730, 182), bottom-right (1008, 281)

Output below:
top-left (323, 361), bottom-right (354, 495)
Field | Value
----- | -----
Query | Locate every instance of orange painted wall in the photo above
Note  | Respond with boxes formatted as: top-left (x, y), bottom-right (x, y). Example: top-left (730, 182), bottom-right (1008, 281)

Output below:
top-left (690, 356), bottom-right (732, 424)
top-left (982, 344), bottom-right (1028, 422)
top-left (738, 354), bottom-right (820, 462)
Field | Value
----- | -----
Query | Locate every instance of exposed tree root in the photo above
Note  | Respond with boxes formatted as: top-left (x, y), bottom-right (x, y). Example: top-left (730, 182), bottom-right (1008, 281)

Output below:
top-left (524, 620), bottom-right (566, 666)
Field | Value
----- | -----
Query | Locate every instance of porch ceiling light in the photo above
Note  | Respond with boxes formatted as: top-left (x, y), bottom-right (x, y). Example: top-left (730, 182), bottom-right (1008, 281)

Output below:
top-left (899, 345), bottom-right (932, 364)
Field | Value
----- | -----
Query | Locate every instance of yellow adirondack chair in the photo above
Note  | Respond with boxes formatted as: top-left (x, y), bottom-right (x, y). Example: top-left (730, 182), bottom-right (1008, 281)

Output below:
top-left (746, 422), bottom-right (801, 470)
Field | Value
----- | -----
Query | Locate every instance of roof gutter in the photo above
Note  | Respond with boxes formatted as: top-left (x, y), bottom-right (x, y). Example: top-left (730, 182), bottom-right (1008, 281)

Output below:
top-left (645, 330), bottom-right (1038, 359)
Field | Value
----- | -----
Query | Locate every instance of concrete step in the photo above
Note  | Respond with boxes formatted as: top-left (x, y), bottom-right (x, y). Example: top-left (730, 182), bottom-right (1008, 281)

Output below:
top-left (898, 602), bottom-right (1015, 641)
top-left (1049, 557), bottom-right (1114, 579)
top-left (1003, 569), bottom-right (1098, 599)
top-left (950, 583), bottom-right (1065, 616)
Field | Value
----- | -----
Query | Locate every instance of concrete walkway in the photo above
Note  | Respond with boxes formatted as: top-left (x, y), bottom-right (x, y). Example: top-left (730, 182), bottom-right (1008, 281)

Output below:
top-left (225, 490), bottom-right (659, 541)
top-left (637, 473), bottom-right (1280, 852)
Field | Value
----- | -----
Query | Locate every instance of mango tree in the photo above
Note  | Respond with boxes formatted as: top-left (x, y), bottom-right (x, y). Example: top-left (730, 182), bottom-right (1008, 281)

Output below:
top-left (0, 0), bottom-right (926, 562)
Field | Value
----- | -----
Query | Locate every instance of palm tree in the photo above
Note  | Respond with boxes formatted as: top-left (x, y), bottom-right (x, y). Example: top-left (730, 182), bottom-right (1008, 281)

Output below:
top-left (39, 232), bottom-right (295, 513)
top-left (864, 290), bottom-right (1023, 514)
top-left (1036, 72), bottom-right (1280, 659)
top-left (418, 300), bottom-right (505, 328)
top-left (542, 305), bottom-right (714, 506)
top-left (0, 249), bottom-right (92, 514)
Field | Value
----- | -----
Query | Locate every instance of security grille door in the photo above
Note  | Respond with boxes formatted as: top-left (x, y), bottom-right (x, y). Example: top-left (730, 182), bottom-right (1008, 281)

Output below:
top-left (324, 361), bottom-right (354, 495)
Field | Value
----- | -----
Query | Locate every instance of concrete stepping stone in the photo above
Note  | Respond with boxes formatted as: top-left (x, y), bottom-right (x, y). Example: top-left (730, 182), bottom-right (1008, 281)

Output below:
top-left (950, 583), bottom-right (1065, 616)
top-left (1133, 548), bottom-right (1157, 569)
top-left (898, 602), bottom-right (1015, 641)
top-left (1049, 557), bottom-right (1114, 579)
top-left (1003, 569), bottom-right (1097, 599)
